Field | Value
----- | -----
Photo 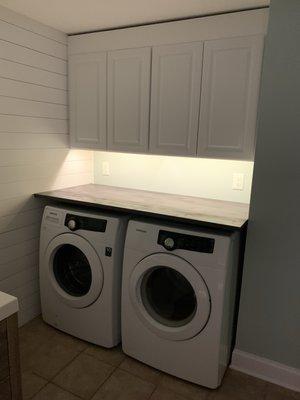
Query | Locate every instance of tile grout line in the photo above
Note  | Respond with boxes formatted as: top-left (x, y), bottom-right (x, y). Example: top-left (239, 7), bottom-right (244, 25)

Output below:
top-left (118, 358), bottom-right (162, 387)
top-left (49, 351), bottom-right (118, 400)
top-left (88, 363), bottom-right (119, 400)
top-left (49, 344), bottom-right (89, 382)
top-left (50, 380), bottom-right (86, 400)
top-left (147, 383), bottom-right (158, 400)
top-left (25, 371), bottom-right (48, 400)
top-left (25, 342), bottom-right (88, 399)
top-left (118, 365), bottom-right (161, 387)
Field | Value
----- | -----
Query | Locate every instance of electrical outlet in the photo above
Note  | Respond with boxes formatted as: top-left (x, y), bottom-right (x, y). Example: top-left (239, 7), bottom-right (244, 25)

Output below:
top-left (232, 173), bottom-right (244, 190)
top-left (102, 161), bottom-right (110, 176)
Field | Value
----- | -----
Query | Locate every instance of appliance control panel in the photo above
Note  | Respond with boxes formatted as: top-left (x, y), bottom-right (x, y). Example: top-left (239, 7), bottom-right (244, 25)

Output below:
top-left (65, 214), bottom-right (107, 232)
top-left (158, 230), bottom-right (215, 253)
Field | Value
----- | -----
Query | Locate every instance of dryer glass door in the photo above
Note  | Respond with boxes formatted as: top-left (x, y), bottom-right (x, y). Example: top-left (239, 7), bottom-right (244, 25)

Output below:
top-left (141, 266), bottom-right (197, 327)
top-left (45, 233), bottom-right (104, 308)
top-left (129, 253), bottom-right (211, 341)
top-left (53, 244), bottom-right (92, 297)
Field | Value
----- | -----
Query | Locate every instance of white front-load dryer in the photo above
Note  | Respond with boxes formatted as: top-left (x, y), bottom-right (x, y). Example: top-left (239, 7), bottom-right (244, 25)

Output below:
top-left (122, 220), bottom-right (240, 388)
top-left (39, 206), bottom-right (127, 347)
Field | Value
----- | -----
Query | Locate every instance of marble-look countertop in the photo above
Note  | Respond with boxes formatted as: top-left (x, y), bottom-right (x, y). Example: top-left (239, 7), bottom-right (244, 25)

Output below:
top-left (0, 291), bottom-right (18, 322)
top-left (35, 184), bottom-right (249, 229)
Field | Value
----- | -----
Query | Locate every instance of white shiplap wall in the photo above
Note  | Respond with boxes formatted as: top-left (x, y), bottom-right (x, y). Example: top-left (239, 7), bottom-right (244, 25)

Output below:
top-left (0, 6), bottom-right (93, 325)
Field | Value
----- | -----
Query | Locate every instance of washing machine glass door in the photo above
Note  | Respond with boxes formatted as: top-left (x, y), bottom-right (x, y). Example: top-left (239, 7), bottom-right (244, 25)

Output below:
top-left (45, 233), bottom-right (103, 308)
top-left (129, 253), bottom-right (210, 341)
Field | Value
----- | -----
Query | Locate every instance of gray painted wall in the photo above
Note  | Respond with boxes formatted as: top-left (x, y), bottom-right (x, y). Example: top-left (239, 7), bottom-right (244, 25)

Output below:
top-left (236, 0), bottom-right (300, 368)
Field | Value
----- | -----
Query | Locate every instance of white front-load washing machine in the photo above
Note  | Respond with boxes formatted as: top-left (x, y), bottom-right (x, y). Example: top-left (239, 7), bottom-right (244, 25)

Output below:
top-left (122, 219), bottom-right (240, 388)
top-left (39, 206), bottom-right (127, 347)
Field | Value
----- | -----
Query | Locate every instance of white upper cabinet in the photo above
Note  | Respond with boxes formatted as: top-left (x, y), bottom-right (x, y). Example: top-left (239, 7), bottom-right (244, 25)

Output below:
top-left (68, 9), bottom-right (268, 159)
top-left (69, 52), bottom-right (107, 149)
top-left (149, 42), bottom-right (203, 156)
top-left (107, 47), bottom-right (151, 153)
top-left (197, 35), bottom-right (264, 160)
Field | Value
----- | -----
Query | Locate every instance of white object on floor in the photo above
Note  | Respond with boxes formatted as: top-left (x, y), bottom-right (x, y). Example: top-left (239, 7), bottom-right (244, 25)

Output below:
top-left (39, 206), bottom-right (127, 347)
top-left (231, 349), bottom-right (300, 392)
top-left (0, 291), bottom-right (18, 322)
top-left (121, 219), bottom-right (240, 388)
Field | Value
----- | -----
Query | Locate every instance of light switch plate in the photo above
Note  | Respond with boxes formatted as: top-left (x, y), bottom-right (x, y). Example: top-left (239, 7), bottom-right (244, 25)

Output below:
top-left (102, 161), bottom-right (110, 176)
top-left (232, 173), bottom-right (244, 190)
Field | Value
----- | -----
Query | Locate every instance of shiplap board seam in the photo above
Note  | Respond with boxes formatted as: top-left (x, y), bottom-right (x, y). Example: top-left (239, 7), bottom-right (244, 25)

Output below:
top-left (0, 162), bottom-right (93, 184)
top-left (19, 305), bottom-right (41, 326)
top-left (0, 209), bottom-right (43, 234)
top-left (0, 55), bottom-right (66, 76)
top-left (0, 224), bottom-right (40, 248)
top-left (0, 36), bottom-right (66, 60)
top-left (0, 172), bottom-right (93, 187)
top-left (0, 39), bottom-right (67, 74)
top-left (0, 133), bottom-right (69, 140)
top-left (0, 58), bottom-right (67, 90)
top-left (16, 289), bottom-right (40, 303)
top-left (0, 252), bottom-right (38, 280)
top-left (10, 278), bottom-right (39, 299)
top-left (0, 20), bottom-right (67, 59)
top-left (0, 173), bottom-right (93, 201)
top-left (0, 133), bottom-right (69, 149)
top-left (11, 282), bottom-right (40, 296)
top-left (0, 5), bottom-right (67, 44)
top-left (0, 114), bottom-right (68, 134)
top-left (0, 94), bottom-right (67, 106)
top-left (0, 97), bottom-right (67, 119)
top-left (19, 292), bottom-right (40, 309)
top-left (0, 77), bottom-right (68, 104)
top-left (0, 238), bottom-right (39, 264)
top-left (0, 75), bottom-right (67, 91)
top-left (0, 149), bottom-right (92, 166)
top-left (0, 266), bottom-right (38, 291)
top-left (0, 195), bottom-right (40, 211)
top-left (0, 113), bottom-right (67, 121)
top-left (0, 132), bottom-right (67, 136)
top-left (10, 280), bottom-right (39, 297)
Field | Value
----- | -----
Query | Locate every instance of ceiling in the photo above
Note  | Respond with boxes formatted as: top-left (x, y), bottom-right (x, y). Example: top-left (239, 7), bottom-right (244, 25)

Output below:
top-left (0, 0), bottom-right (269, 34)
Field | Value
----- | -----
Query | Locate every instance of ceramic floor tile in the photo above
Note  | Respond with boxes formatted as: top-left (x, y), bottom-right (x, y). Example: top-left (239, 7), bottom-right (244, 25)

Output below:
top-left (20, 336), bottom-right (85, 380)
top-left (19, 317), bottom-right (56, 352)
top-left (208, 369), bottom-right (267, 400)
top-left (150, 386), bottom-right (189, 400)
top-left (31, 383), bottom-right (81, 400)
top-left (20, 318), bottom-right (88, 380)
top-left (159, 373), bottom-right (209, 400)
top-left (119, 356), bottom-right (161, 385)
top-left (53, 353), bottom-right (115, 400)
top-left (20, 316), bottom-right (87, 354)
top-left (91, 369), bottom-right (155, 400)
top-left (84, 344), bottom-right (125, 367)
top-left (264, 382), bottom-right (300, 400)
top-left (22, 371), bottom-right (48, 400)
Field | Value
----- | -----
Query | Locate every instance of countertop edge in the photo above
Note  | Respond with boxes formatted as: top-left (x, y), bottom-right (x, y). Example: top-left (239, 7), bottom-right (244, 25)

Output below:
top-left (34, 191), bottom-right (248, 230)
top-left (0, 291), bottom-right (19, 322)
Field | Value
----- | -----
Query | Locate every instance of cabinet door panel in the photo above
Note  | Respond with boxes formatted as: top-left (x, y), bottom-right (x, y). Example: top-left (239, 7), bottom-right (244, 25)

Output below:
top-left (107, 47), bottom-right (150, 153)
top-left (197, 35), bottom-right (264, 160)
top-left (69, 53), bottom-right (107, 149)
top-left (150, 42), bottom-right (203, 156)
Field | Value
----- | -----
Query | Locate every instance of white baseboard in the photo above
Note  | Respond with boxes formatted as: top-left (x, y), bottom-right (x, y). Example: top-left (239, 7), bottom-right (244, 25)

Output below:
top-left (230, 349), bottom-right (300, 392)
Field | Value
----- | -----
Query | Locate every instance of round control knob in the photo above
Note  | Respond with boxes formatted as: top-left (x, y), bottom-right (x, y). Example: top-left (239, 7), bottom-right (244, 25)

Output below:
top-left (67, 219), bottom-right (76, 231)
top-left (164, 237), bottom-right (175, 250)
